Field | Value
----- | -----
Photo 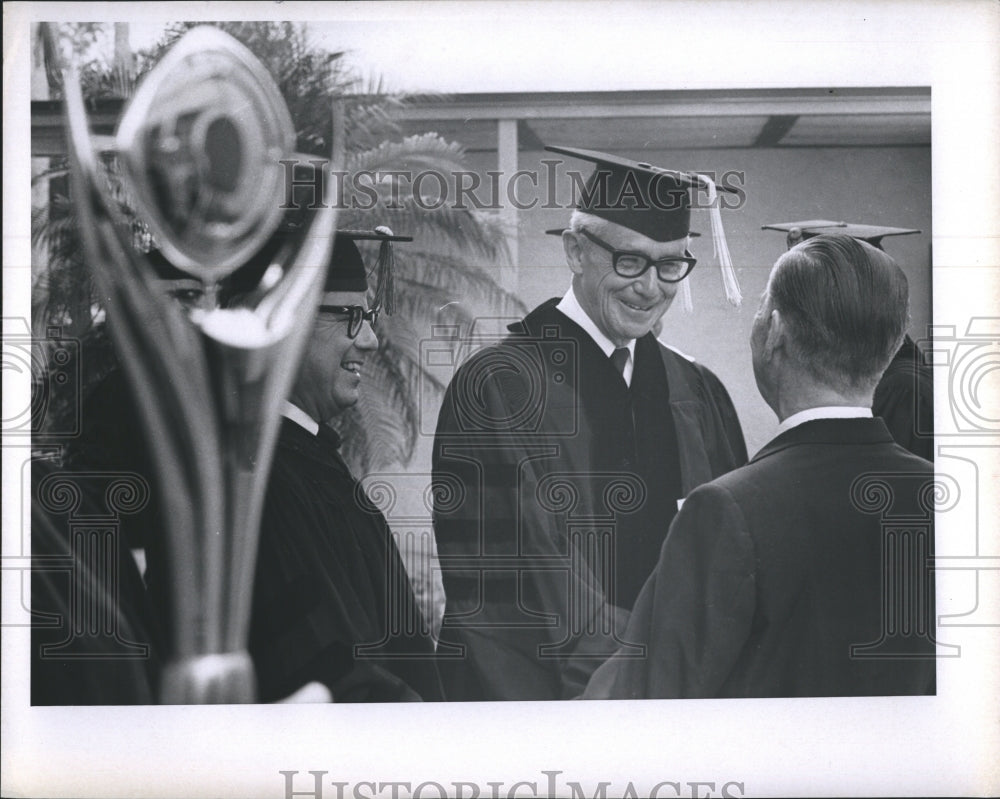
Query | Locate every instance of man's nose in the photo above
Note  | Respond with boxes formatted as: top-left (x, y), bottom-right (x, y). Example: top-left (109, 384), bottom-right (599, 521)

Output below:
top-left (632, 265), bottom-right (661, 295)
top-left (355, 320), bottom-right (379, 351)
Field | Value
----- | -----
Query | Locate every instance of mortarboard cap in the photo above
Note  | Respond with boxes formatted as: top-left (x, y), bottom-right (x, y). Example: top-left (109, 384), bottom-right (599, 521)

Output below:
top-left (545, 145), bottom-right (737, 242)
top-left (545, 145), bottom-right (741, 307)
top-left (222, 226), bottom-right (412, 310)
top-left (762, 220), bottom-right (921, 250)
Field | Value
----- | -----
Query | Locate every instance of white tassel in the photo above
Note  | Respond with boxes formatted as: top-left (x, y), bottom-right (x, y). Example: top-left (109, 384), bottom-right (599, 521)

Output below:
top-left (678, 274), bottom-right (694, 313)
top-left (696, 173), bottom-right (742, 308)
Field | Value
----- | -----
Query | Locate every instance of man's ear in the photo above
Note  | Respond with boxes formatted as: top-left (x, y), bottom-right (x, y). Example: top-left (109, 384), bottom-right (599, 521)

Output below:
top-left (563, 230), bottom-right (585, 276)
top-left (764, 308), bottom-right (786, 358)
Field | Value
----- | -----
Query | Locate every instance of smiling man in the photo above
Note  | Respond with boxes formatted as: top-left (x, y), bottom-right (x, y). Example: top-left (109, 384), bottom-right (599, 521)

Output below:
top-left (431, 147), bottom-right (748, 701)
top-left (248, 230), bottom-right (443, 703)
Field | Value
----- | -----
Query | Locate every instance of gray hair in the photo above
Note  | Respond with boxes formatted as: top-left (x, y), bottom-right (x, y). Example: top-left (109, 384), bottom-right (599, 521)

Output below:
top-left (770, 233), bottom-right (910, 391)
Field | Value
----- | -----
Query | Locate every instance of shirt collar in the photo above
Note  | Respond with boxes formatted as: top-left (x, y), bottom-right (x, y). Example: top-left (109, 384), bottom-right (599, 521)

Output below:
top-left (282, 401), bottom-right (320, 436)
top-left (556, 285), bottom-right (636, 361)
top-left (776, 406), bottom-right (873, 436)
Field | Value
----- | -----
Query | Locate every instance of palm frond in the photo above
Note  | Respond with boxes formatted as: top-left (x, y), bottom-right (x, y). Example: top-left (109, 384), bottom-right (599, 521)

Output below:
top-left (30, 164), bottom-right (71, 187)
top-left (395, 252), bottom-right (527, 316)
top-left (346, 133), bottom-right (469, 174)
top-left (342, 197), bottom-right (510, 262)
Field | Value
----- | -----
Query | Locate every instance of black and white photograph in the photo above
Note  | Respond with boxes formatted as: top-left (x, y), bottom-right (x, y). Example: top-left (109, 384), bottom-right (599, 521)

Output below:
top-left (3, 1), bottom-right (998, 797)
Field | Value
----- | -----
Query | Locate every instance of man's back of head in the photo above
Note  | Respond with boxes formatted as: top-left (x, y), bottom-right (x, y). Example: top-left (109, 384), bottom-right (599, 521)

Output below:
top-left (767, 232), bottom-right (910, 394)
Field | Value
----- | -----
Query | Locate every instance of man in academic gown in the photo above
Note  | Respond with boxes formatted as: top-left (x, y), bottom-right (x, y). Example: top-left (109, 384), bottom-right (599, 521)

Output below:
top-left (248, 231), bottom-right (443, 702)
top-left (873, 333), bottom-right (934, 461)
top-left (432, 147), bottom-right (748, 701)
top-left (584, 233), bottom-right (936, 699)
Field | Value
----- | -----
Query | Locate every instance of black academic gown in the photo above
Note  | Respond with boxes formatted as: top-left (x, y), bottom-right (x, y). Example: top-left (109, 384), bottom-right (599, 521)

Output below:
top-left (249, 418), bottom-right (443, 702)
top-left (31, 458), bottom-right (158, 705)
top-left (583, 418), bottom-right (936, 699)
top-left (873, 335), bottom-right (934, 461)
top-left (432, 299), bottom-right (747, 701)
top-left (64, 367), bottom-right (175, 673)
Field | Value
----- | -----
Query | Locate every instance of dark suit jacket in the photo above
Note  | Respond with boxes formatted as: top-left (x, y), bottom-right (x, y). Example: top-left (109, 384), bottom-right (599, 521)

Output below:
top-left (583, 417), bottom-right (936, 698)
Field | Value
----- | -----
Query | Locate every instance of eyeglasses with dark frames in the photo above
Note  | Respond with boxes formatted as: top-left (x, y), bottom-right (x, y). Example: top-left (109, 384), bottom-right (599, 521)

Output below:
top-left (317, 304), bottom-right (378, 339)
top-left (579, 228), bottom-right (697, 283)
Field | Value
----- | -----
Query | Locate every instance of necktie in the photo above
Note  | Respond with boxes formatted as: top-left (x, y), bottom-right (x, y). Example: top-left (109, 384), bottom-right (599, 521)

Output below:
top-left (610, 347), bottom-right (630, 382)
top-left (317, 424), bottom-right (343, 451)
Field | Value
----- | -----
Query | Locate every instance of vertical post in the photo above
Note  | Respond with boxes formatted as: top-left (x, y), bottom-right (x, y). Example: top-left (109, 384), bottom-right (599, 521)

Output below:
top-left (497, 118), bottom-right (519, 293)
top-left (113, 23), bottom-right (135, 99)
top-left (31, 23), bottom-right (51, 294)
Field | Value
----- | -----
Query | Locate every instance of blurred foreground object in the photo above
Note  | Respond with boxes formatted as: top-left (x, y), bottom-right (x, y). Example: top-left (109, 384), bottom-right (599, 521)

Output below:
top-left (57, 26), bottom-right (343, 702)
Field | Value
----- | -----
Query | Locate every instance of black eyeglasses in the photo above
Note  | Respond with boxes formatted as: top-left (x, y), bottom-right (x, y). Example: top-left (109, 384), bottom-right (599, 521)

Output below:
top-left (579, 229), bottom-right (697, 283)
top-left (317, 305), bottom-right (378, 339)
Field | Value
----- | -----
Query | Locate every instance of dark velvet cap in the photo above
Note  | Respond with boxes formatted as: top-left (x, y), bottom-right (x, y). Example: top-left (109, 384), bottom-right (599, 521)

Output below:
top-left (545, 145), bottom-right (736, 242)
top-left (220, 227), bottom-right (412, 299)
top-left (325, 229), bottom-right (412, 292)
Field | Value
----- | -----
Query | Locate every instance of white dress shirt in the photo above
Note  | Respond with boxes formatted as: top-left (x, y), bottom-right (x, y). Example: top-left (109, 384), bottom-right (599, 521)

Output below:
top-left (556, 285), bottom-right (636, 386)
top-left (775, 405), bottom-right (873, 436)
top-left (281, 401), bottom-right (319, 435)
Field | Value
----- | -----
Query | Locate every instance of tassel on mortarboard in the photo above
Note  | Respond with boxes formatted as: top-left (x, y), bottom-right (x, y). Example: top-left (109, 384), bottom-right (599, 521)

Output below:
top-left (678, 274), bottom-right (694, 313)
top-left (372, 225), bottom-right (396, 316)
top-left (330, 227), bottom-right (411, 310)
top-left (696, 173), bottom-right (742, 308)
